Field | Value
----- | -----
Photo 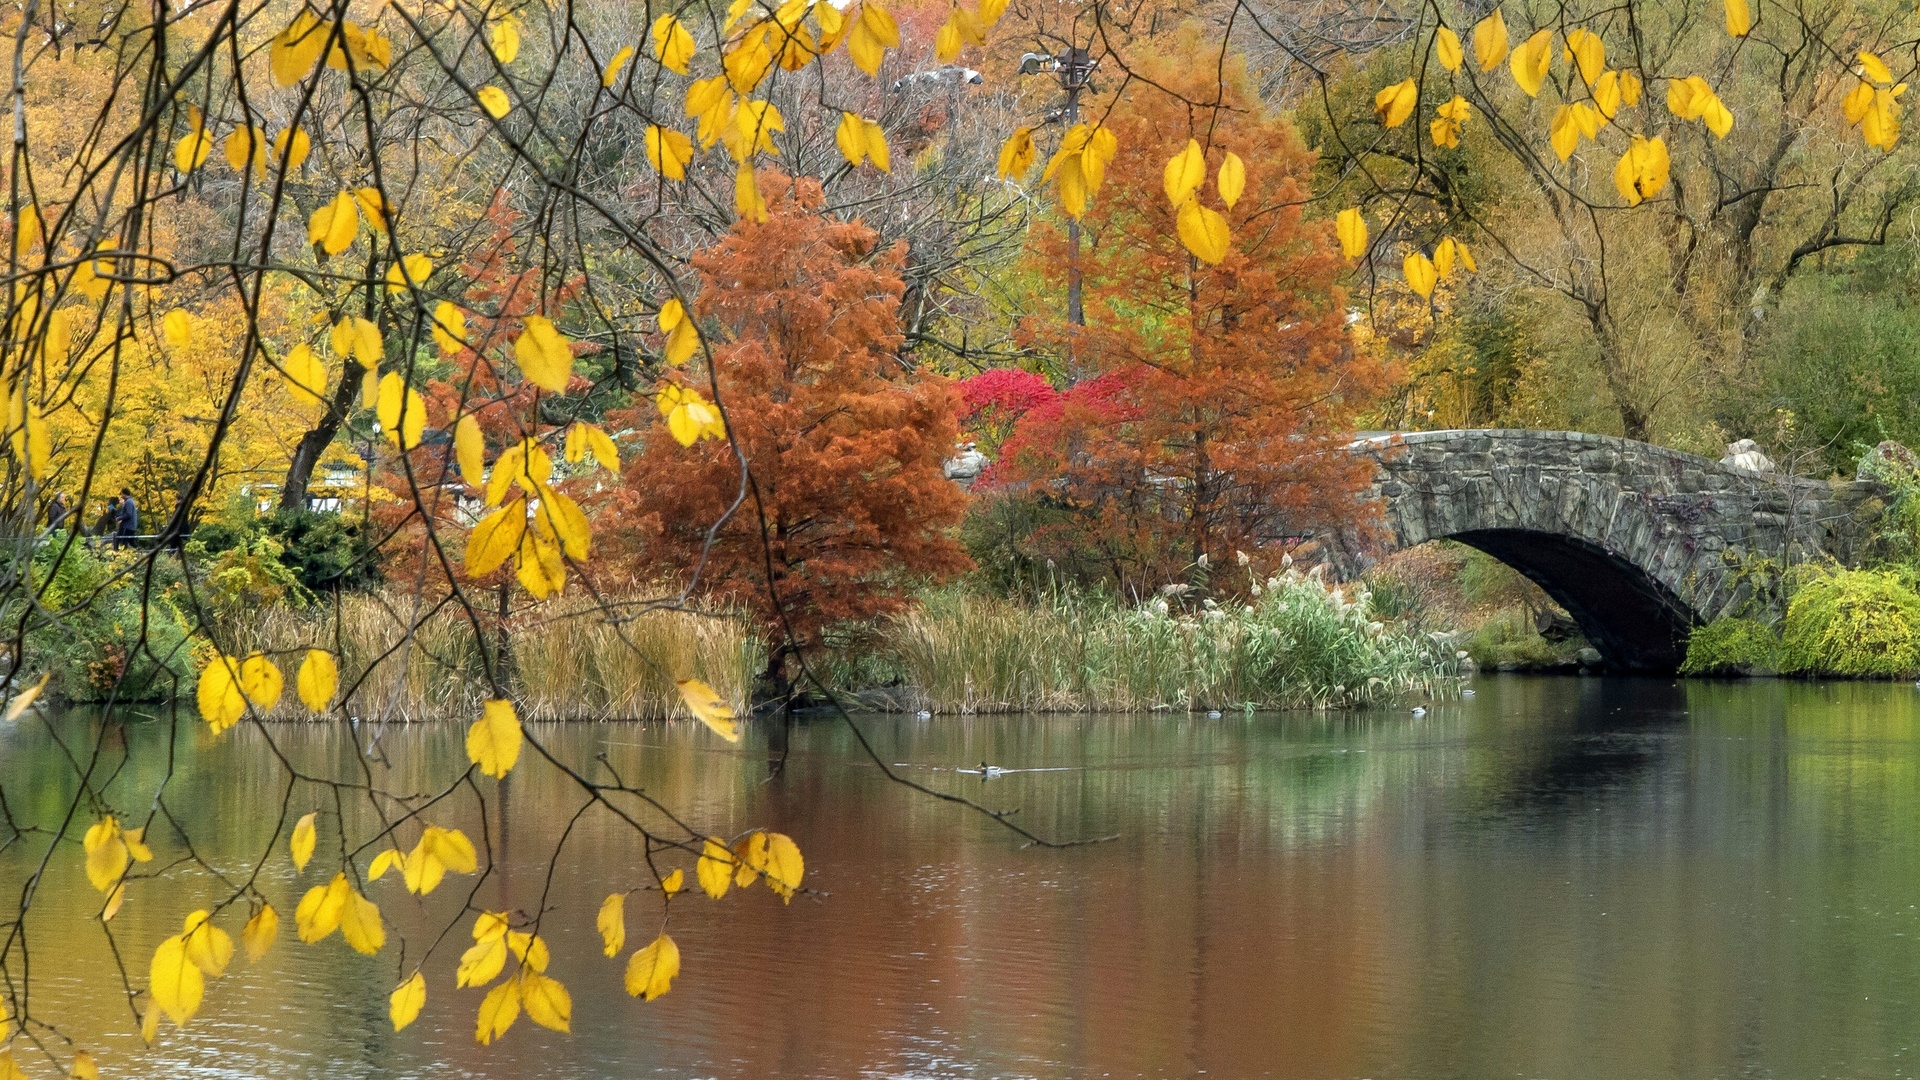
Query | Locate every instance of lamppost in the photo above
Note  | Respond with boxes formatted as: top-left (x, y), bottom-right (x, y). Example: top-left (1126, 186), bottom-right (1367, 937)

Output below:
top-left (1019, 47), bottom-right (1097, 381)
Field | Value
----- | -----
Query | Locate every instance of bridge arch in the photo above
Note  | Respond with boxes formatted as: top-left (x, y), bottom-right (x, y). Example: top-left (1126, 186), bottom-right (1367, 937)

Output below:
top-left (1355, 430), bottom-right (1886, 671)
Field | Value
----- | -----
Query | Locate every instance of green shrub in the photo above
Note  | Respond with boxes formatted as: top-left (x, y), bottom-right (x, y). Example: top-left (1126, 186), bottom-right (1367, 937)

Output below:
top-left (1680, 617), bottom-right (1780, 675)
top-left (1780, 568), bottom-right (1920, 677)
top-left (15, 543), bottom-right (198, 701)
top-left (190, 508), bottom-right (380, 594)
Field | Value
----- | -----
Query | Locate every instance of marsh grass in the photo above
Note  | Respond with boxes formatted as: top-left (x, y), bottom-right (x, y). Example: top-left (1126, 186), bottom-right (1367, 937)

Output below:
top-left (234, 593), bottom-right (760, 721)
top-left (888, 568), bottom-right (1458, 714)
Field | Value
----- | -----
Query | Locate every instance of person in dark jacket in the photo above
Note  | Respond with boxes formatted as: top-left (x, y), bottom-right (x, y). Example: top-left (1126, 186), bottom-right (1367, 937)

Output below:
top-left (114, 488), bottom-right (138, 545)
top-left (44, 492), bottom-right (71, 534)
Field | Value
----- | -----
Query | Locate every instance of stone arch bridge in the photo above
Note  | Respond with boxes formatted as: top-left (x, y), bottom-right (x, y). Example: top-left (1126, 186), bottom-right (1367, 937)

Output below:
top-left (1355, 430), bottom-right (1888, 671)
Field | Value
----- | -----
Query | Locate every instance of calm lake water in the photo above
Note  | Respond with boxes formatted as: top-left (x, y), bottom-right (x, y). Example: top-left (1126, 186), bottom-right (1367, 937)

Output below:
top-left (11, 676), bottom-right (1920, 1077)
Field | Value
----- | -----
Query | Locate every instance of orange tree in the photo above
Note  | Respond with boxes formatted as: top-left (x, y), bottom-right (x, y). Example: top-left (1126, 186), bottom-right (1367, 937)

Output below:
top-left (980, 36), bottom-right (1385, 592)
top-left (607, 175), bottom-right (970, 686)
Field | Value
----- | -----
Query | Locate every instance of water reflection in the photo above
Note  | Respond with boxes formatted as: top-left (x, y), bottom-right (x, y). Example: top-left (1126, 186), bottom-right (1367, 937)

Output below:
top-left (8, 678), bottom-right (1920, 1076)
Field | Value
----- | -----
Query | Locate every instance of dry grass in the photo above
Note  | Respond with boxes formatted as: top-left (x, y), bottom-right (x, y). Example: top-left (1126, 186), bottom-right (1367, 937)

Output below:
top-left (237, 592), bottom-right (760, 721)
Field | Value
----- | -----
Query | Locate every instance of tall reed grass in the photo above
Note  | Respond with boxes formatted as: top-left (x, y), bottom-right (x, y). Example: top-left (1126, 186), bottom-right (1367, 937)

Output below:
top-left (235, 593), bottom-right (760, 721)
top-left (887, 567), bottom-right (1458, 714)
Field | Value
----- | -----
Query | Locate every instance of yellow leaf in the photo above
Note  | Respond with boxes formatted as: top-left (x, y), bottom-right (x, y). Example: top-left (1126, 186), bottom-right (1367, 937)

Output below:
top-left (340, 887), bottom-right (384, 954)
top-left (475, 976), bottom-right (521, 1045)
top-left (140, 1000), bottom-right (158, 1044)
top-left (376, 373), bottom-right (426, 450)
top-left (272, 126), bottom-right (311, 172)
top-left (1860, 51), bottom-right (1894, 86)
top-left (477, 86), bottom-right (512, 118)
top-left (677, 679), bottom-right (741, 740)
top-left (697, 837), bottom-right (733, 898)
top-left (70, 1049), bottom-right (98, 1080)
top-left (148, 934), bottom-right (204, 1026)
top-left (238, 652), bottom-right (282, 709)
top-left (270, 10), bottom-right (326, 85)
top-left (390, 972), bottom-right (426, 1032)
top-left (295, 873), bottom-right (350, 942)
top-left (597, 893), bottom-right (626, 957)
top-left (432, 301), bottom-right (467, 355)
top-left (455, 414), bottom-right (486, 489)
top-left (1404, 251), bottom-right (1438, 299)
top-left (934, 13), bottom-right (961, 61)
top-left (652, 13), bottom-right (696, 74)
top-left (1435, 26), bottom-right (1463, 72)
top-left (182, 909), bottom-right (234, 977)
top-left (516, 522), bottom-right (568, 599)
top-left (1373, 79), bottom-right (1418, 128)
top-left (296, 650), bottom-right (336, 713)
top-left (520, 971), bottom-right (572, 1032)
top-left (101, 882), bottom-right (126, 922)
top-left (0, 1052), bottom-right (21, 1080)
top-left (1620, 69), bottom-right (1643, 105)
top-left (83, 817), bottom-right (128, 893)
top-left (645, 125), bottom-right (694, 180)
top-left (836, 111), bottom-right (866, 166)
top-left (1845, 79), bottom-right (1876, 124)
top-left (1549, 104), bottom-right (1581, 161)
top-left (174, 129), bottom-right (212, 173)
top-left (1216, 153), bottom-right (1245, 210)
top-left (585, 424), bottom-right (621, 473)
top-left (384, 253), bottom-right (433, 294)
top-left (1176, 198), bottom-right (1231, 264)
top-left (662, 868), bottom-right (684, 896)
top-left (735, 831), bottom-right (768, 886)
top-left (735, 160), bottom-right (769, 223)
top-left (603, 45), bottom-right (635, 87)
top-left (1724, 0), bottom-right (1751, 35)
top-left (242, 903), bottom-right (278, 961)
top-left (368, 848), bottom-right (403, 882)
top-left (1162, 138), bottom-right (1206, 207)
top-left (491, 20), bottom-right (521, 63)
top-left (467, 698), bottom-right (524, 779)
top-left (457, 936), bottom-right (509, 988)
top-left (1473, 8), bottom-right (1509, 72)
top-left (978, 0), bottom-right (1007, 26)
top-left (997, 126), bottom-right (1035, 178)
top-left (514, 315), bottom-right (573, 393)
top-left (1434, 237), bottom-right (1456, 278)
top-left (1510, 28), bottom-right (1552, 97)
top-left (290, 811), bottom-right (318, 872)
top-left (197, 655), bottom-right (245, 733)
top-left (308, 191), bottom-right (360, 256)
top-left (162, 308), bottom-right (191, 348)
top-left (281, 343), bottom-right (327, 407)
top-left (1563, 28), bottom-right (1604, 85)
top-left (1336, 207), bottom-right (1368, 260)
top-left (466, 498), bottom-right (528, 577)
top-left (763, 832), bottom-right (804, 900)
top-left (224, 125), bottom-right (265, 176)
top-left (1452, 237), bottom-right (1477, 273)
top-left (624, 933), bottom-right (680, 1001)
top-left (1613, 134), bottom-right (1670, 205)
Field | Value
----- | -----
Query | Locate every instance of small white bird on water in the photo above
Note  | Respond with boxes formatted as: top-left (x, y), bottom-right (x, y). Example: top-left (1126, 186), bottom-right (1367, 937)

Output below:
top-left (1411, 706), bottom-right (1427, 716)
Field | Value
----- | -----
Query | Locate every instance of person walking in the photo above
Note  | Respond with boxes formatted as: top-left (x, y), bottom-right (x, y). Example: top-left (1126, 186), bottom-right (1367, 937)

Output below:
top-left (45, 492), bottom-right (71, 534)
top-left (92, 496), bottom-right (119, 545)
top-left (114, 488), bottom-right (139, 546)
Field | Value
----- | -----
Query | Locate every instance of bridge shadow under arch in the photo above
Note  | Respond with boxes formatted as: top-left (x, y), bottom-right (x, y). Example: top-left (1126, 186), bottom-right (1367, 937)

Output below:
top-left (1450, 529), bottom-right (1693, 671)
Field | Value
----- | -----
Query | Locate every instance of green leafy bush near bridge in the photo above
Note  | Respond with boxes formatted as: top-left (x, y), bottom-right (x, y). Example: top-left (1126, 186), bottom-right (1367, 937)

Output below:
top-left (1779, 569), bottom-right (1920, 677)
top-left (1679, 617), bottom-right (1779, 676)
top-left (1690, 566), bottom-right (1920, 679)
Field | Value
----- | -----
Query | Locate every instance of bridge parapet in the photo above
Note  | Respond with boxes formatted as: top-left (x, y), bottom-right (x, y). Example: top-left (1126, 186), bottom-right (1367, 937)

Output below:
top-left (1353, 429), bottom-right (1886, 670)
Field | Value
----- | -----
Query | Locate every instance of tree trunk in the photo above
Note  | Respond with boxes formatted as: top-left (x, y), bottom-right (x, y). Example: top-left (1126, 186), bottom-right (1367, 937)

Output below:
top-left (279, 359), bottom-right (362, 510)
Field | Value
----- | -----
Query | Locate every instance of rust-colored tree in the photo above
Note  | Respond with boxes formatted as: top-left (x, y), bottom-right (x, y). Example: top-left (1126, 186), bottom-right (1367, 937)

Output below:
top-left (611, 175), bottom-right (971, 683)
top-left (984, 40), bottom-right (1389, 593)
